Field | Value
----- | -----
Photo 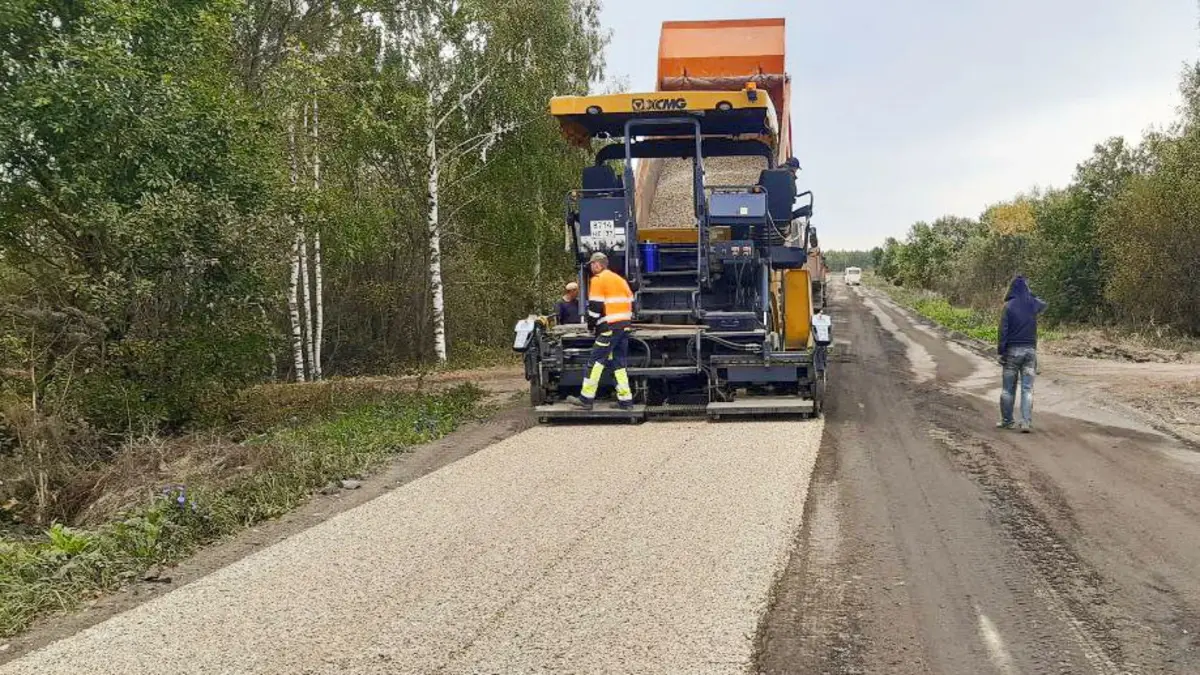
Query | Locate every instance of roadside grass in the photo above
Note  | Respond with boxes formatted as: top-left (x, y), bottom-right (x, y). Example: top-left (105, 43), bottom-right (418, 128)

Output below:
top-left (867, 276), bottom-right (1063, 345)
top-left (861, 273), bottom-right (1195, 360)
top-left (0, 383), bottom-right (484, 638)
top-left (911, 295), bottom-right (1002, 343)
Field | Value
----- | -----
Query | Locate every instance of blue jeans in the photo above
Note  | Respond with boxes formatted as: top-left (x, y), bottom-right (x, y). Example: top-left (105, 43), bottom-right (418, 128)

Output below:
top-left (814, 342), bottom-right (829, 373)
top-left (1000, 346), bottom-right (1037, 426)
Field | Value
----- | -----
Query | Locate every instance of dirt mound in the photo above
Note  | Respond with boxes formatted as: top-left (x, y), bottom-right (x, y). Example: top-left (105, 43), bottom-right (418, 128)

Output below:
top-left (1123, 380), bottom-right (1200, 446)
top-left (1044, 332), bottom-right (1190, 364)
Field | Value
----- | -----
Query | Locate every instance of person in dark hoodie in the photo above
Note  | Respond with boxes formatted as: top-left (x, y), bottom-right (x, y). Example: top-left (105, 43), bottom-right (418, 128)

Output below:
top-left (997, 275), bottom-right (1048, 432)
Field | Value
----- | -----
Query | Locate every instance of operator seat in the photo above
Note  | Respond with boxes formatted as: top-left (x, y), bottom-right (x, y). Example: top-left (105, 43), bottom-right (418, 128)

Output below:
top-left (757, 168), bottom-right (796, 225)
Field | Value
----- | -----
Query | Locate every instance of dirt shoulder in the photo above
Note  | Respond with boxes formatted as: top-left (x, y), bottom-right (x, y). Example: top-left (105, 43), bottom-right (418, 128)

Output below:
top-left (1040, 359), bottom-right (1200, 447)
top-left (0, 396), bottom-right (534, 663)
top-left (876, 289), bottom-right (1200, 447)
top-left (1042, 329), bottom-right (1200, 365)
top-left (865, 278), bottom-right (1199, 446)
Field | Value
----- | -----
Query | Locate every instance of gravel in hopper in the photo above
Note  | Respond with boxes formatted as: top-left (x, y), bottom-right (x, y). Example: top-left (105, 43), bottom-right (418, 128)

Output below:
top-left (1, 419), bottom-right (823, 674)
top-left (642, 156), bottom-right (768, 229)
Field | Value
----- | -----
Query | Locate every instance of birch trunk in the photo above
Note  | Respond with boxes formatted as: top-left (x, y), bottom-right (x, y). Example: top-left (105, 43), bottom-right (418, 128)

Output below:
top-left (534, 181), bottom-right (543, 296)
top-left (300, 103), bottom-right (316, 376)
top-left (311, 96), bottom-right (324, 380)
top-left (287, 118), bottom-right (307, 381)
top-left (288, 230), bottom-right (306, 381)
top-left (299, 229), bottom-right (314, 373)
top-left (427, 100), bottom-right (448, 362)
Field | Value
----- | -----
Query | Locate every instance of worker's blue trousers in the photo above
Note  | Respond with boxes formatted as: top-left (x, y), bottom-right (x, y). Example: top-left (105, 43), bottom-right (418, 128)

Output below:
top-left (580, 325), bottom-right (632, 403)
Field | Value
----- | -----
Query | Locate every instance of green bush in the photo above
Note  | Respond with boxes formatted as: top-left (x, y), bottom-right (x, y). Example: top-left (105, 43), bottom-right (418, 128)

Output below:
top-left (912, 297), bottom-right (999, 343)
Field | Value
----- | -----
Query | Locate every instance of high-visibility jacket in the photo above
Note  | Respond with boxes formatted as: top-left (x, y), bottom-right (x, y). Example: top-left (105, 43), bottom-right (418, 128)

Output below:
top-left (586, 269), bottom-right (634, 327)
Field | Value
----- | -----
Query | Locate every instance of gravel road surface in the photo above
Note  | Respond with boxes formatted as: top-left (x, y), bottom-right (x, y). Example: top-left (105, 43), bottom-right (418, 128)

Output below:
top-left (757, 280), bottom-right (1200, 674)
top-left (2, 419), bottom-right (822, 674)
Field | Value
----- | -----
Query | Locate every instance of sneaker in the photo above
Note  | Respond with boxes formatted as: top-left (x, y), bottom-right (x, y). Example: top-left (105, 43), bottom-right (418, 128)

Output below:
top-left (1019, 423), bottom-right (1031, 433)
top-left (996, 421), bottom-right (1014, 430)
top-left (566, 396), bottom-right (593, 410)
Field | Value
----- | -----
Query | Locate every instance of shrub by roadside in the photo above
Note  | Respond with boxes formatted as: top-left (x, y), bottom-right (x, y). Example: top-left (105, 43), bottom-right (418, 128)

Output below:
top-left (865, 276), bottom-right (1200, 362)
top-left (869, 278), bottom-right (1003, 344)
top-left (867, 276), bottom-right (1066, 346)
top-left (0, 384), bottom-right (484, 638)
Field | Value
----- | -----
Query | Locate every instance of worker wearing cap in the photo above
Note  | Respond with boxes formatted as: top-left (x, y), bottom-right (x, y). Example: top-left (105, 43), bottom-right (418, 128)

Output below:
top-left (555, 281), bottom-right (582, 325)
top-left (784, 157), bottom-right (811, 222)
top-left (569, 252), bottom-right (635, 410)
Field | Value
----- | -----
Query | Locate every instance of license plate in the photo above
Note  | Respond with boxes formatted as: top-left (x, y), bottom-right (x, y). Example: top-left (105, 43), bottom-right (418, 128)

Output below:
top-left (590, 219), bottom-right (616, 236)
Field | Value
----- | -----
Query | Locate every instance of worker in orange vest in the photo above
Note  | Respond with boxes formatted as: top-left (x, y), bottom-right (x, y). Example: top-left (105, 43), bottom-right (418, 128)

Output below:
top-left (568, 252), bottom-right (635, 410)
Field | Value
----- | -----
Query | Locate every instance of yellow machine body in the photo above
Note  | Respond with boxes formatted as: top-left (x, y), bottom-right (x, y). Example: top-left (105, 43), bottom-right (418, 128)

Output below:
top-left (779, 269), bottom-right (813, 349)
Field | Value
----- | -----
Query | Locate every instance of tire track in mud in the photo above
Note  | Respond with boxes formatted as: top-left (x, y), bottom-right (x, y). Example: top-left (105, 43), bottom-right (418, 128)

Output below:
top-left (924, 396), bottom-right (1134, 675)
top-left (757, 281), bottom-right (1159, 675)
top-left (752, 436), bottom-right (865, 675)
top-left (875, 282), bottom-right (1200, 673)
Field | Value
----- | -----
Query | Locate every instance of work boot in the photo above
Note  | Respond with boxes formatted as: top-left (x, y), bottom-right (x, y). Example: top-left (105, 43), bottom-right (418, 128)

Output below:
top-left (566, 395), bottom-right (593, 410)
top-left (617, 400), bottom-right (635, 411)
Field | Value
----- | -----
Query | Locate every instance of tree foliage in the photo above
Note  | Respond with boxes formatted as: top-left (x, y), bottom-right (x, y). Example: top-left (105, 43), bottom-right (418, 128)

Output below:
top-left (823, 250), bottom-right (875, 272)
top-left (0, 0), bottom-right (285, 432)
top-left (0, 0), bottom-right (607, 441)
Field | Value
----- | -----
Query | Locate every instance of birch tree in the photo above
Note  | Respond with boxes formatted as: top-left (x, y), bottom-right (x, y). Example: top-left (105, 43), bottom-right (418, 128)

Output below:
top-left (299, 103), bottom-right (315, 375)
top-left (374, 0), bottom-right (487, 363)
top-left (287, 115), bottom-right (308, 382)
top-left (268, 34), bottom-right (331, 381)
top-left (375, 0), bottom-right (605, 362)
top-left (310, 95), bottom-right (325, 380)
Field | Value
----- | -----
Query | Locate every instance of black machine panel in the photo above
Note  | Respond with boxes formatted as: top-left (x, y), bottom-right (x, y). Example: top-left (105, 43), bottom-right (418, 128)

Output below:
top-left (712, 240), bottom-right (757, 261)
top-left (708, 190), bottom-right (767, 223)
top-left (703, 311), bottom-right (761, 332)
top-left (757, 168), bottom-right (796, 224)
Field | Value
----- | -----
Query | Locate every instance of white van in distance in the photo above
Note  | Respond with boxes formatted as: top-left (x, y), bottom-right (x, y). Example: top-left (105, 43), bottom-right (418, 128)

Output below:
top-left (845, 267), bottom-right (862, 286)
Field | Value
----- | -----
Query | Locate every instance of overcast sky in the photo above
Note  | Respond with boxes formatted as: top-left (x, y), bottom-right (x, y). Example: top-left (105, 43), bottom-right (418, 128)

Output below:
top-left (594, 0), bottom-right (1199, 250)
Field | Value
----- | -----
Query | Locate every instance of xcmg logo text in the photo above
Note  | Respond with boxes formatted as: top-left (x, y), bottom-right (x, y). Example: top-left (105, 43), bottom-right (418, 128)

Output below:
top-left (631, 98), bottom-right (688, 111)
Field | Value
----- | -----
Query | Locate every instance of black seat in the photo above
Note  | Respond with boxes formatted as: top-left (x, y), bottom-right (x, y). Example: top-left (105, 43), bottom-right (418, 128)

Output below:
top-left (757, 169), bottom-right (795, 224)
top-left (582, 164), bottom-right (623, 195)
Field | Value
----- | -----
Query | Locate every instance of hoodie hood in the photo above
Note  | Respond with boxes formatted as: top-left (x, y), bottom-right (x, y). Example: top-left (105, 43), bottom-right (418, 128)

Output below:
top-left (1005, 275), bottom-right (1030, 302)
top-left (998, 275), bottom-right (1047, 354)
